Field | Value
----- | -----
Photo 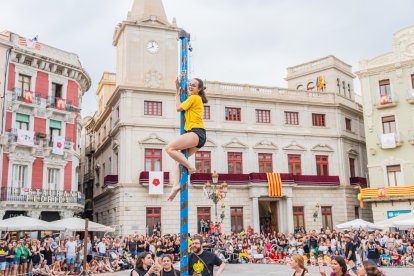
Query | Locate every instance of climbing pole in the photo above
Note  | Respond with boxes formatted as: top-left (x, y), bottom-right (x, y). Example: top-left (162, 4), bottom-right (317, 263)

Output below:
top-left (179, 29), bottom-right (191, 276)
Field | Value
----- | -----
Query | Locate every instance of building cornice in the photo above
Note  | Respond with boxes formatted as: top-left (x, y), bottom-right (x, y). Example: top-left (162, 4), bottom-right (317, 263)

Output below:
top-left (106, 122), bottom-right (366, 145)
top-left (10, 48), bottom-right (91, 93)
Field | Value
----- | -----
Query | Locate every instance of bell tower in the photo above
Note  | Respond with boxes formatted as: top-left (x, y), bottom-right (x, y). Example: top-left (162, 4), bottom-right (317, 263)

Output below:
top-left (113, 0), bottom-right (179, 90)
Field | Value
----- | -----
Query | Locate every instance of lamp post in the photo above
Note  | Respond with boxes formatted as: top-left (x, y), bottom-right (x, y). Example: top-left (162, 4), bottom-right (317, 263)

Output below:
top-left (204, 171), bottom-right (228, 232)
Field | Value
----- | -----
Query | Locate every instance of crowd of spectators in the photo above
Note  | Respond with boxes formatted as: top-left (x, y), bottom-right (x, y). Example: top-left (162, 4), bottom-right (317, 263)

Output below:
top-left (0, 226), bottom-right (413, 275)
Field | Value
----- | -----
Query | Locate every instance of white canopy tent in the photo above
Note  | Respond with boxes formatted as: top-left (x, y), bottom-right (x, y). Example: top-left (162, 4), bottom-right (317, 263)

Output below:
top-left (0, 216), bottom-right (64, 231)
top-left (52, 218), bottom-right (113, 232)
top-left (376, 212), bottom-right (414, 229)
top-left (393, 218), bottom-right (414, 230)
top-left (336, 219), bottom-right (384, 231)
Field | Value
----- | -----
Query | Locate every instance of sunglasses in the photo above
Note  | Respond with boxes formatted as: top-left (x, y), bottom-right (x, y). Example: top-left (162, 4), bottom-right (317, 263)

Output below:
top-left (188, 83), bottom-right (198, 88)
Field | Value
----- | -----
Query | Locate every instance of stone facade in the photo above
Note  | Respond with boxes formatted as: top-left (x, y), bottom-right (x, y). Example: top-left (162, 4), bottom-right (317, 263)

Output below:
top-left (81, 0), bottom-right (371, 235)
top-left (356, 25), bottom-right (414, 222)
top-left (0, 31), bottom-right (91, 220)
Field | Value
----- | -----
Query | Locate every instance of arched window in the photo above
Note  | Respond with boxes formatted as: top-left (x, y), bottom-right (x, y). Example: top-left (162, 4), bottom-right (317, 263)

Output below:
top-left (297, 84), bottom-right (304, 90)
top-left (337, 78), bottom-right (341, 93)
top-left (307, 82), bottom-right (315, 91)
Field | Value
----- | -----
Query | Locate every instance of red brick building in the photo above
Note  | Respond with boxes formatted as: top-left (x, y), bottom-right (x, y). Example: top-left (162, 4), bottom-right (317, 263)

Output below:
top-left (0, 31), bottom-right (91, 220)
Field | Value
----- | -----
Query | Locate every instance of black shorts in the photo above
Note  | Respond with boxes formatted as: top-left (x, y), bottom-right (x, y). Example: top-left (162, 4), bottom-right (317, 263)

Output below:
top-left (187, 128), bottom-right (206, 149)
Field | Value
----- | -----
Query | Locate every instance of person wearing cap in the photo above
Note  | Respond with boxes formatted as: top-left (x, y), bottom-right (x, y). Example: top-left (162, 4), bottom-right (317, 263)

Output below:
top-left (344, 234), bottom-right (357, 273)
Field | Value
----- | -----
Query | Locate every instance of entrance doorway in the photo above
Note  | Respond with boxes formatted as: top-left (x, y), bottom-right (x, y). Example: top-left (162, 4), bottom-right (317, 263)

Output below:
top-left (259, 201), bottom-right (278, 234)
top-left (146, 207), bottom-right (161, 236)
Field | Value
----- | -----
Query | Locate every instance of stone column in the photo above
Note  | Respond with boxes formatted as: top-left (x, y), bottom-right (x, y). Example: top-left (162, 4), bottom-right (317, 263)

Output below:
top-left (28, 210), bottom-right (41, 219)
top-left (251, 197), bottom-right (260, 233)
top-left (286, 196), bottom-right (294, 234)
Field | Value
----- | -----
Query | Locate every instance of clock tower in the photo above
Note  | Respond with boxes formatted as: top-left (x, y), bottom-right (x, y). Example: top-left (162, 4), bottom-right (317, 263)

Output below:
top-left (113, 0), bottom-right (179, 90)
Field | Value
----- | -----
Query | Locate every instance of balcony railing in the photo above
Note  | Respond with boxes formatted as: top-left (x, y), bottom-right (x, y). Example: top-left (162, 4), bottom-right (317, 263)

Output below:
top-left (103, 175), bottom-right (118, 187)
top-left (375, 94), bottom-right (398, 108)
top-left (350, 177), bottom-right (368, 188)
top-left (0, 187), bottom-right (85, 205)
top-left (377, 132), bottom-right (403, 149)
top-left (189, 173), bottom-right (340, 186)
top-left (46, 97), bottom-right (77, 112)
top-left (85, 144), bottom-right (95, 156)
top-left (84, 172), bottom-right (95, 182)
top-left (7, 128), bottom-right (42, 146)
top-left (139, 172), bottom-right (170, 184)
top-left (12, 88), bottom-right (41, 105)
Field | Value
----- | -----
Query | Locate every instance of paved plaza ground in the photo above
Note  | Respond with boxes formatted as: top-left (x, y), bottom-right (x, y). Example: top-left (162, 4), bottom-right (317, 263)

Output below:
top-left (106, 264), bottom-right (411, 276)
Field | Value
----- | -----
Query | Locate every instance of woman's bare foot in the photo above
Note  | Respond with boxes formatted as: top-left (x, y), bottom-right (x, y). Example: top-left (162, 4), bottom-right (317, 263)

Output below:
top-left (167, 186), bottom-right (181, 202)
top-left (188, 166), bottom-right (197, 175)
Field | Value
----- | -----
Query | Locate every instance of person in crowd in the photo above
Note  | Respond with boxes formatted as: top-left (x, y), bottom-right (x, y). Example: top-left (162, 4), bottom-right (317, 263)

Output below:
top-left (159, 254), bottom-right (180, 276)
top-left (189, 235), bottom-right (225, 276)
top-left (319, 255), bottom-right (350, 276)
top-left (357, 260), bottom-right (385, 276)
top-left (131, 252), bottom-right (160, 276)
top-left (289, 254), bottom-right (310, 276)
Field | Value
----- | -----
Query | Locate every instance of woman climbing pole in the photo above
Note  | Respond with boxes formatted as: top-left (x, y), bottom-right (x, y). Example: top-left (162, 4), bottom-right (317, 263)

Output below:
top-left (166, 77), bottom-right (208, 201)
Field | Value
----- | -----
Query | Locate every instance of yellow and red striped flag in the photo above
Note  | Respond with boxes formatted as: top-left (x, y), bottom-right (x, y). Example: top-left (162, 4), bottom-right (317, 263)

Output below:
top-left (19, 35), bottom-right (41, 50)
top-left (266, 172), bottom-right (282, 197)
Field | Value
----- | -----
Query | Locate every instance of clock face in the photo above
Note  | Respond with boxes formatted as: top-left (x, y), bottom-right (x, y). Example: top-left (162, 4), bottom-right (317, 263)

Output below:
top-left (147, 40), bottom-right (159, 54)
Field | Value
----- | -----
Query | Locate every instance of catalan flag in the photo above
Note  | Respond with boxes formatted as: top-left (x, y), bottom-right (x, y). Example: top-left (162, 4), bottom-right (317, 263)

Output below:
top-left (18, 35), bottom-right (41, 50)
top-left (266, 172), bottom-right (282, 197)
top-left (360, 186), bottom-right (414, 199)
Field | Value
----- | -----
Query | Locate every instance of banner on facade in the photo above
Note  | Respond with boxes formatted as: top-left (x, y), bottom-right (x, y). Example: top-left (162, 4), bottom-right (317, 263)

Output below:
top-left (266, 172), bottom-right (282, 197)
top-left (381, 133), bottom-right (396, 148)
top-left (17, 129), bottom-right (34, 146)
top-left (149, 171), bottom-right (164, 195)
top-left (52, 136), bottom-right (65, 155)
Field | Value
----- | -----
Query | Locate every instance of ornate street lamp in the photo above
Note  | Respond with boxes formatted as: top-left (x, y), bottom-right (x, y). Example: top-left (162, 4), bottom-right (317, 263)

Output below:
top-left (204, 171), bottom-right (228, 233)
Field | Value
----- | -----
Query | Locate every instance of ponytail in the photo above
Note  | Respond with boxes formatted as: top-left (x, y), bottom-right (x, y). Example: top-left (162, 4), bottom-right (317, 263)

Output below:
top-left (194, 78), bottom-right (208, 104)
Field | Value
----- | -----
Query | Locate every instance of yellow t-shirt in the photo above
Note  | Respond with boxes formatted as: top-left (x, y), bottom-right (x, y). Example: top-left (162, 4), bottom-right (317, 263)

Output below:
top-left (180, 95), bottom-right (204, 131)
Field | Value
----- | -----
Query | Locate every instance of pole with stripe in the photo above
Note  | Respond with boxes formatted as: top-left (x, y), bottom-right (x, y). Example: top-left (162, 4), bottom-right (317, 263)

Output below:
top-left (179, 29), bottom-right (191, 276)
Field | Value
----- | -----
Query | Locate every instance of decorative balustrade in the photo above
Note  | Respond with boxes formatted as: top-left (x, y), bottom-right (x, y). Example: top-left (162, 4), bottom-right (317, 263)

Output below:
top-left (0, 187), bottom-right (85, 204)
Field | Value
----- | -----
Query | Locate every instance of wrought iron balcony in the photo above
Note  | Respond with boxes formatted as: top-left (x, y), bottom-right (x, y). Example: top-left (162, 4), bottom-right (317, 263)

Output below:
top-left (7, 128), bottom-right (42, 146)
top-left (374, 93), bottom-right (398, 109)
top-left (0, 187), bottom-right (85, 205)
top-left (46, 97), bottom-right (77, 112)
top-left (84, 172), bottom-right (95, 182)
top-left (12, 88), bottom-right (41, 105)
top-left (377, 132), bottom-right (404, 149)
top-left (85, 144), bottom-right (95, 156)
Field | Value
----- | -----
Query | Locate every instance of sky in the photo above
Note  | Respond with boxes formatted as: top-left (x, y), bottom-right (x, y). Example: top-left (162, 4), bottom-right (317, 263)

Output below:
top-left (1, 0), bottom-right (413, 116)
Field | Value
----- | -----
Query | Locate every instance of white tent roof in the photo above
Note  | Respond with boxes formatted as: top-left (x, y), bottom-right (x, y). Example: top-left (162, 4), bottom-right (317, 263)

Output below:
top-left (52, 218), bottom-right (113, 232)
top-left (336, 219), bottom-right (383, 231)
top-left (0, 216), bottom-right (64, 231)
top-left (377, 212), bottom-right (414, 228)
top-left (393, 218), bottom-right (414, 229)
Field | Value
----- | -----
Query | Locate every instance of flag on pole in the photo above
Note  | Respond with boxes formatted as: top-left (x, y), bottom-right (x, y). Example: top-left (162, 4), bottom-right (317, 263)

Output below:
top-left (18, 35), bottom-right (41, 50)
top-left (52, 136), bottom-right (64, 155)
top-left (266, 172), bottom-right (282, 197)
top-left (149, 171), bottom-right (164, 195)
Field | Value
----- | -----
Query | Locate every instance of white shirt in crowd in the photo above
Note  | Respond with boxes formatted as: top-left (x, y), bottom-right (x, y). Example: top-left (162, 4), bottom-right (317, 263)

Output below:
top-left (98, 241), bottom-right (106, 254)
top-left (65, 241), bottom-right (77, 257)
